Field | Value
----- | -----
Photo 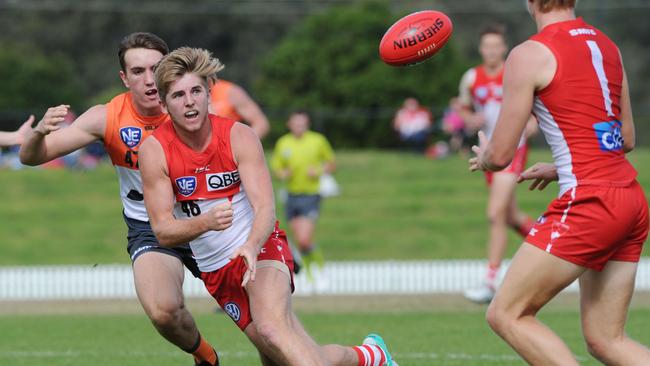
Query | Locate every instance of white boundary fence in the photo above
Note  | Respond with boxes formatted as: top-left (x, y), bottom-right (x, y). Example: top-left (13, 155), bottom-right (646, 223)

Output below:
top-left (1, 259), bottom-right (650, 300)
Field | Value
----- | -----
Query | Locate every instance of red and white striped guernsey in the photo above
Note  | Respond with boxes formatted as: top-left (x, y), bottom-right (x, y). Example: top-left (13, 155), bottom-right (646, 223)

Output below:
top-left (531, 17), bottom-right (637, 196)
top-left (104, 92), bottom-right (169, 221)
top-left (153, 115), bottom-right (254, 272)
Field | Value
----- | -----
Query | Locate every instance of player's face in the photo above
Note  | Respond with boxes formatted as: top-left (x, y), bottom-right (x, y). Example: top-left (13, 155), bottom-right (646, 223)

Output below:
top-left (164, 73), bottom-right (210, 133)
top-left (287, 114), bottom-right (309, 137)
top-left (479, 33), bottom-right (507, 68)
top-left (120, 48), bottom-right (165, 114)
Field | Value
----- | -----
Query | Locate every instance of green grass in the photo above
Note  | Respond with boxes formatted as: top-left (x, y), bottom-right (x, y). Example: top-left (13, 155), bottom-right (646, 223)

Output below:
top-left (1, 149), bottom-right (649, 264)
top-left (1, 307), bottom-right (649, 365)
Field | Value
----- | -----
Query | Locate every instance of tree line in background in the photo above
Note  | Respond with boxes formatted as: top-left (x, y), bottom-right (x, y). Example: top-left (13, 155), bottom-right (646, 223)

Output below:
top-left (1, 0), bottom-right (648, 147)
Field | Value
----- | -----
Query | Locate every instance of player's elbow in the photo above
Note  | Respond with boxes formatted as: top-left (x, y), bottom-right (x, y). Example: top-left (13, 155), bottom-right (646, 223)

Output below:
top-left (18, 149), bottom-right (42, 166)
top-left (488, 152), bottom-right (512, 171)
top-left (623, 139), bottom-right (634, 153)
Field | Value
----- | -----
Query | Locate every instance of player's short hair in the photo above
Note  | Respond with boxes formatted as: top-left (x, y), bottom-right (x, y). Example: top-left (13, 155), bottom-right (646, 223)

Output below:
top-left (480, 23), bottom-right (506, 39)
top-left (118, 32), bottom-right (169, 72)
top-left (529, 0), bottom-right (577, 13)
top-left (154, 47), bottom-right (224, 102)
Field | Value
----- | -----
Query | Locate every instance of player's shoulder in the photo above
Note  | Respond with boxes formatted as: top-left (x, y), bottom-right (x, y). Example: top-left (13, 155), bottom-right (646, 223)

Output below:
top-left (508, 41), bottom-right (554, 69)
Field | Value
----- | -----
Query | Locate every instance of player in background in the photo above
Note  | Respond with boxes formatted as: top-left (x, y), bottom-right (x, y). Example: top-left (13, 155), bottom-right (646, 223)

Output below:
top-left (19, 33), bottom-right (220, 366)
top-left (209, 79), bottom-right (270, 139)
top-left (459, 24), bottom-right (537, 303)
top-left (0, 116), bottom-right (34, 147)
top-left (140, 47), bottom-right (397, 366)
top-left (270, 111), bottom-right (336, 291)
top-left (469, 1), bottom-right (650, 364)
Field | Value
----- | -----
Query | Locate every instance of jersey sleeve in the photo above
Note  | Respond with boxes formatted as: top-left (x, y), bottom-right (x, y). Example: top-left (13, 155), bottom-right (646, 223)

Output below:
top-left (319, 135), bottom-right (335, 163)
top-left (269, 138), bottom-right (287, 174)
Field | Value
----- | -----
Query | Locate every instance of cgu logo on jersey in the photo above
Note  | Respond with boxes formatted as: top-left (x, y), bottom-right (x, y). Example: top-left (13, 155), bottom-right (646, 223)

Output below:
top-left (175, 176), bottom-right (197, 197)
top-left (593, 121), bottom-right (623, 152)
top-left (206, 170), bottom-right (240, 192)
top-left (120, 127), bottom-right (143, 148)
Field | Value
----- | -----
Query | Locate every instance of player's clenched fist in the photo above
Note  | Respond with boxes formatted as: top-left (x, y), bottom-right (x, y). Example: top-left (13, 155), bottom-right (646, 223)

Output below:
top-left (204, 201), bottom-right (233, 231)
top-left (34, 105), bottom-right (71, 136)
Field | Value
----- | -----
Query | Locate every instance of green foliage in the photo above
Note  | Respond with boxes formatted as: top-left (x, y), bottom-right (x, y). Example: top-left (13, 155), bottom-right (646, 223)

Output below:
top-left (0, 42), bottom-right (83, 111)
top-left (256, 1), bottom-right (469, 147)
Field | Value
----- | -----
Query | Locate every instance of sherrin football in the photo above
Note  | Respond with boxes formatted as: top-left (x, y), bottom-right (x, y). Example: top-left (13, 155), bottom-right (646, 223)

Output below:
top-left (379, 10), bottom-right (453, 66)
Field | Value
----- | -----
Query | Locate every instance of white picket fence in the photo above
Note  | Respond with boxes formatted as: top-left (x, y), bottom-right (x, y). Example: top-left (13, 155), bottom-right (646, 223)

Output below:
top-left (1, 259), bottom-right (650, 300)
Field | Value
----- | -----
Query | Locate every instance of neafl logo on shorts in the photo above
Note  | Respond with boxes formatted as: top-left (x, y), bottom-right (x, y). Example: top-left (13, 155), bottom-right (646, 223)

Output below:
top-left (206, 170), bottom-right (240, 191)
top-left (175, 176), bottom-right (197, 197)
top-left (593, 121), bottom-right (623, 152)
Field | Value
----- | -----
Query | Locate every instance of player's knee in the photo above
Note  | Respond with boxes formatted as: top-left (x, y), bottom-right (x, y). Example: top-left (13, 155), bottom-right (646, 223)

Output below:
top-left (487, 207), bottom-right (507, 225)
top-left (148, 303), bottom-right (184, 329)
top-left (485, 303), bottom-right (511, 335)
top-left (584, 332), bottom-right (619, 361)
top-left (254, 321), bottom-right (285, 351)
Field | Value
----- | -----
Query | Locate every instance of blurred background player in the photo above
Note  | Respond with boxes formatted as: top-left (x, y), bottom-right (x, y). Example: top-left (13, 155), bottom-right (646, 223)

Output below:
top-left (270, 111), bottom-right (336, 291)
top-left (141, 46), bottom-right (397, 366)
top-left (470, 0), bottom-right (650, 364)
top-left (19, 33), bottom-right (220, 366)
top-left (392, 97), bottom-right (433, 153)
top-left (458, 23), bottom-right (536, 303)
top-left (209, 79), bottom-right (270, 139)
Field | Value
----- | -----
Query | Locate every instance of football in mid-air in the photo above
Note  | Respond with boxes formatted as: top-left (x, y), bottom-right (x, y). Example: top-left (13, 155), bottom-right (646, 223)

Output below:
top-left (379, 10), bottom-right (453, 66)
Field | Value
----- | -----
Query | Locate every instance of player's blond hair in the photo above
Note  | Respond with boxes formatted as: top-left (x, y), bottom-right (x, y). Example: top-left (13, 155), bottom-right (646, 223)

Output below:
top-left (154, 47), bottom-right (224, 101)
top-left (529, 0), bottom-right (577, 13)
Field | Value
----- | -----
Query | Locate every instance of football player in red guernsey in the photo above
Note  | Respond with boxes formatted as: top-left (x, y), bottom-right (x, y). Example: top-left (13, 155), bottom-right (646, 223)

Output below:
top-left (139, 47), bottom-right (398, 366)
top-left (470, 0), bottom-right (650, 364)
top-left (459, 23), bottom-right (537, 304)
top-left (20, 33), bottom-right (220, 366)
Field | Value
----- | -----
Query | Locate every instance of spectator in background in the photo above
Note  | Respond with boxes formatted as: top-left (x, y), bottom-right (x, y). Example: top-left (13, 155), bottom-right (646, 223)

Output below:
top-left (270, 111), bottom-right (336, 292)
top-left (393, 97), bottom-right (432, 153)
top-left (209, 79), bottom-right (270, 139)
top-left (441, 97), bottom-right (469, 154)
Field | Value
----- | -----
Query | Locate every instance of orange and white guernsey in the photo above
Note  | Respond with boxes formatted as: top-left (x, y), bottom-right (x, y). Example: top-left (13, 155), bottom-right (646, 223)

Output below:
top-left (104, 92), bottom-right (169, 222)
top-left (153, 115), bottom-right (254, 272)
top-left (209, 80), bottom-right (243, 121)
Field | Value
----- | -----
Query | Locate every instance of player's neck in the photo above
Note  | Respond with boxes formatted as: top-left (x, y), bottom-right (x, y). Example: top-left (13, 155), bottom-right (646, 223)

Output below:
top-left (535, 9), bottom-right (576, 32)
top-left (173, 118), bottom-right (213, 152)
top-left (483, 62), bottom-right (504, 76)
top-left (133, 102), bottom-right (163, 118)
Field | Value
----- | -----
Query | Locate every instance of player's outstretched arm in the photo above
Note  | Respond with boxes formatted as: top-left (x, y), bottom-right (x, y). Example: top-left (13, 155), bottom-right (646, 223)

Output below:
top-left (230, 85), bottom-right (270, 139)
top-left (139, 137), bottom-right (233, 248)
top-left (19, 104), bottom-right (104, 165)
top-left (229, 122), bottom-right (275, 285)
top-left (0, 115), bottom-right (34, 147)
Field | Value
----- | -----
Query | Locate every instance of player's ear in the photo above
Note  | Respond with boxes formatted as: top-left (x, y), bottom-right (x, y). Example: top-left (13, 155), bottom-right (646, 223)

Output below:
top-left (159, 99), bottom-right (167, 114)
top-left (119, 70), bottom-right (130, 89)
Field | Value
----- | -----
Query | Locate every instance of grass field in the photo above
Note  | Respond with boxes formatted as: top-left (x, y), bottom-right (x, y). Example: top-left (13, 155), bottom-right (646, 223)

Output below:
top-left (1, 296), bottom-right (650, 366)
top-left (2, 148), bottom-right (649, 265)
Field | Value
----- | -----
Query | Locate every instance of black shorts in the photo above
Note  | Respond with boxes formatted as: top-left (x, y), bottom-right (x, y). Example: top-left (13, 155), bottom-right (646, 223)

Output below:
top-left (124, 214), bottom-right (201, 278)
top-left (285, 194), bottom-right (321, 221)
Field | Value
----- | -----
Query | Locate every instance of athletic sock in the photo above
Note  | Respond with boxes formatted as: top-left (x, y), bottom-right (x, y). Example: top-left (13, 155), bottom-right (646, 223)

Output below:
top-left (301, 247), bottom-right (315, 282)
top-left (516, 217), bottom-right (535, 238)
top-left (188, 334), bottom-right (219, 366)
top-left (486, 265), bottom-right (499, 289)
top-left (353, 344), bottom-right (387, 366)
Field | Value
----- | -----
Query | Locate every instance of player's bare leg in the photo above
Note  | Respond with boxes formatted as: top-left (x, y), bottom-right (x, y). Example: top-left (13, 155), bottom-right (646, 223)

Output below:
top-left (465, 172), bottom-right (518, 303)
top-left (580, 261), bottom-right (650, 365)
top-left (245, 264), bottom-right (393, 365)
top-left (506, 195), bottom-right (534, 238)
top-left (134, 251), bottom-right (217, 364)
top-left (486, 243), bottom-right (585, 365)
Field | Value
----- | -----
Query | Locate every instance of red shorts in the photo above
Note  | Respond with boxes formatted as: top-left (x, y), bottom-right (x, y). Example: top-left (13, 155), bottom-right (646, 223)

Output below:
top-left (200, 224), bottom-right (295, 331)
top-left (484, 144), bottom-right (529, 185)
top-left (526, 181), bottom-right (649, 271)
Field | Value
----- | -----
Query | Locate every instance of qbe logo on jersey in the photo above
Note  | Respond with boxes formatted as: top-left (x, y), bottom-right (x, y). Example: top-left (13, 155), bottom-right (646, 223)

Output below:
top-left (206, 170), bottom-right (240, 191)
top-left (119, 127), bottom-right (142, 148)
top-left (593, 121), bottom-right (623, 152)
top-left (175, 176), bottom-right (197, 197)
